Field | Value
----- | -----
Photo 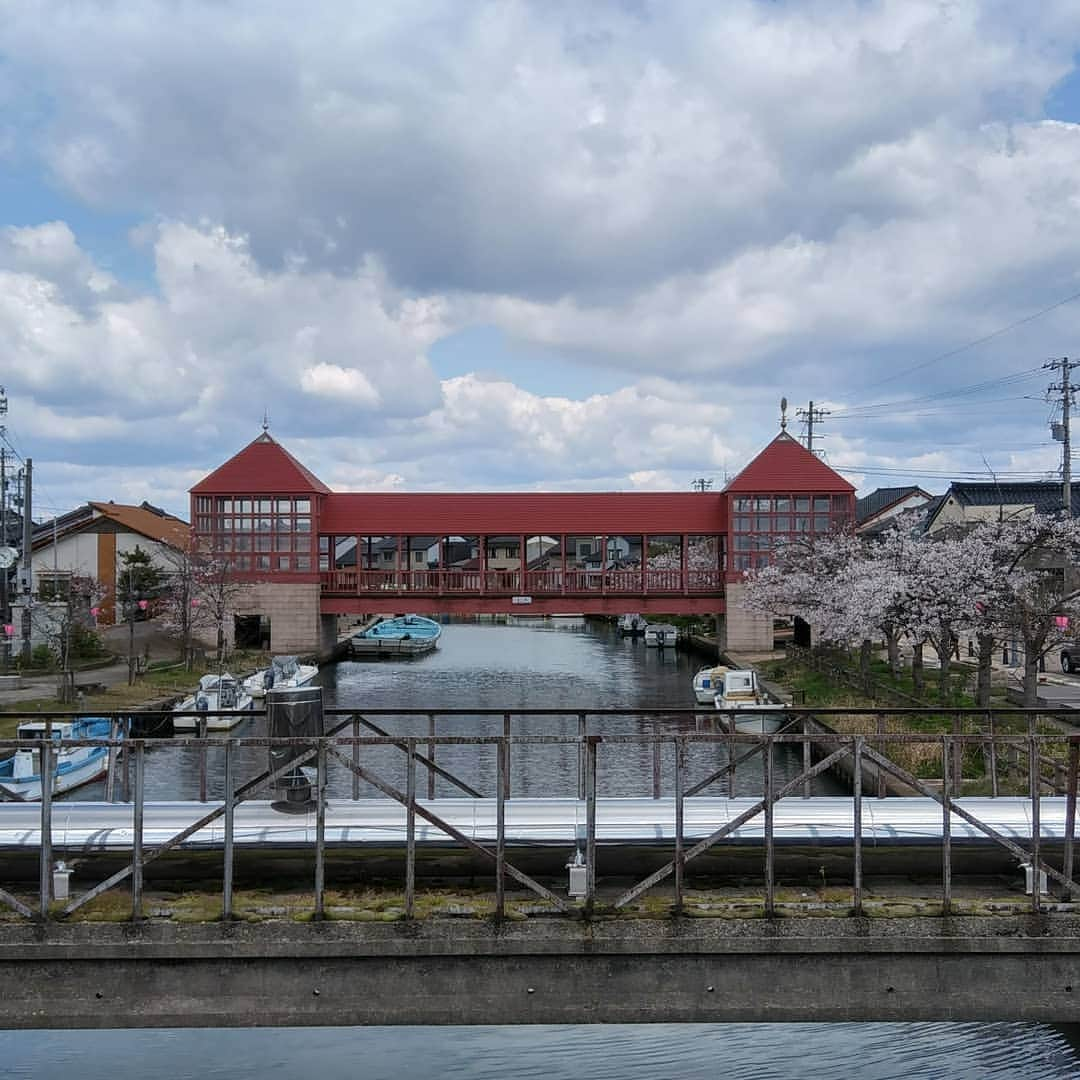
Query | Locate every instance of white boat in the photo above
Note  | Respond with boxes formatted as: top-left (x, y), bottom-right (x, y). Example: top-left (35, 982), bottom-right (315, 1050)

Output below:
top-left (692, 665), bottom-right (729, 705)
top-left (644, 623), bottom-right (679, 648)
top-left (0, 718), bottom-right (115, 801)
top-left (246, 655), bottom-right (319, 697)
top-left (714, 669), bottom-right (788, 733)
top-left (173, 673), bottom-right (254, 731)
top-left (618, 613), bottom-right (648, 637)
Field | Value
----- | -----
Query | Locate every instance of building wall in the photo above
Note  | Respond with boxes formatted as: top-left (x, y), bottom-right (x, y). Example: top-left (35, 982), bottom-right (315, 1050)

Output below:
top-left (926, 500), bottom-right (1035, 535)
top-left (859, 493), bottom-right (932, 533)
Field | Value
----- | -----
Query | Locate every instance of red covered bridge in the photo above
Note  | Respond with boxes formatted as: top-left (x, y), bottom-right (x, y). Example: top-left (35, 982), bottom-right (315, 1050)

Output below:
top-left (190, 430), bottom-right (854, 650)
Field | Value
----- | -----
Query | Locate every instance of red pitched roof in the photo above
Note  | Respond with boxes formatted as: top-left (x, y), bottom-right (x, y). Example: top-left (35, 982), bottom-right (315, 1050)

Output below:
top-left (725, 432), bottom-right (855, 494)
top-left (319, 492), bottom-right (725, 534)
top-left (191, 433), bottom-right (330, 495)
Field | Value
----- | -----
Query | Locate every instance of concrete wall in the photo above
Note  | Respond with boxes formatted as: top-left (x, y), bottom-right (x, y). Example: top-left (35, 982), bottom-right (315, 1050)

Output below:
top-left (722, 581), bottom-right (773, 651)
top-left (229, 581), bottom-right (322, 653)
top-left (5, 919), bottom-right (1080, 1027)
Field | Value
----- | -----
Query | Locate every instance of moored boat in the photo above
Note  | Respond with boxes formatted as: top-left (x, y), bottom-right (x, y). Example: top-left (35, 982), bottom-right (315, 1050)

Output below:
top-left (173, 673), bottom-right (254, 731)
top-left (644, 623), bottom-right (679, 648)
top-left (350, 614), bottom-right (442, 657)
top-left (692, 665), bottom-right (729, 705)
top-left (714, 669), bottom-right (788, 733)
top-left (245, 655), bottom-right (319, 697)
top-left (618, 613), bottom-right (647, 636)
top-left (0, 718), bottom-right (115, 801)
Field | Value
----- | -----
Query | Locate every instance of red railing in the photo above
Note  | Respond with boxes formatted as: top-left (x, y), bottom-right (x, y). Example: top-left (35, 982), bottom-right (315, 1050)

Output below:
top-left (322, 567), bottom-right (723, 596)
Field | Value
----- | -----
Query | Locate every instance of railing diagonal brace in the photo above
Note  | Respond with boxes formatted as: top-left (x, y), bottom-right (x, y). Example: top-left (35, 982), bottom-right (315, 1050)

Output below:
top-left (861, 744), bottom-right (1080, 898)
top-left (354, 716), bottom-right (482, 798)
top-left (614, 743), bottom-right (852, 909)
top-left (325, 745), bottom-right (569, 913)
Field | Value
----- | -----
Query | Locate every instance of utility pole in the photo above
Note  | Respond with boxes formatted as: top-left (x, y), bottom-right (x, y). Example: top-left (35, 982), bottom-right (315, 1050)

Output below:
top-left (795, 400), bottom-right (830, 454)
top-left (690, 478), bottom-right (713, 492)
top-left (1046, 358), bottom-right (1080, 514)
top-left (19, 458), bottom-right (31, 664)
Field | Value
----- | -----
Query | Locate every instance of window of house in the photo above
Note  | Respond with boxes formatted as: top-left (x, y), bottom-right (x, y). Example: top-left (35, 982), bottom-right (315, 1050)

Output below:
top-left (295, 555), bottom-right (311, 571)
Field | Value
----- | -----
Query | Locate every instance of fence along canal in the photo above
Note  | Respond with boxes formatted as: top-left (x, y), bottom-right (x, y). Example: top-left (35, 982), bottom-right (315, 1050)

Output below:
top-left (2, 705), bottom-right (1080, 921)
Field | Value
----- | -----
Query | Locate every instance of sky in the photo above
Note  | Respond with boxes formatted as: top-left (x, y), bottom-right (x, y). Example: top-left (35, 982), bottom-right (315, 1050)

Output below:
top-left (4, 1), bottom-right (1080, 520)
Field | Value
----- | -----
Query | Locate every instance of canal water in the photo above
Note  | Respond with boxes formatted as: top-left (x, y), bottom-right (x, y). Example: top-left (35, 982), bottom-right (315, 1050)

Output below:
top-left (10, 617), bottom-right (1080, 1075)
top-left (108, 617), bottom-right (847, 801)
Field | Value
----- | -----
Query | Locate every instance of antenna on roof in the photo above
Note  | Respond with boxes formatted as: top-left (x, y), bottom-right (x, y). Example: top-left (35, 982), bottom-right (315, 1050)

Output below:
top-left (261, 409), bottom-right (270, 433)
top-left (780, 397), bottom-right (788, 431)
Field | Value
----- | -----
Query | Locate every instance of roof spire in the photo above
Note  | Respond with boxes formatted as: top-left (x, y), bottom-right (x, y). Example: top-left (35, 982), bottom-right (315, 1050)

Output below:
top-left (780, 396), bottom-right (788, 431)
top-left (261, 408), bottom-right (270, 434)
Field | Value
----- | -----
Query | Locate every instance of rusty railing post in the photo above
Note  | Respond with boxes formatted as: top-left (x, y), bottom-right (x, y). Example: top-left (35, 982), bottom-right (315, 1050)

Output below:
top-left (764, 736), bottom-right (774, 918)
top-left (496, 736), bottom-right (506, 919)
top-left (853, 736), bottom-right (862, 916)
top-left (352, 714), bottom-right (360, 801)
top-left (223, 739), bottom-right (234, 920)
top-left (406, 737), bottom-right (416, 919)
top-left (942, 735), bottom-right (951, 916)
top-left (427, 713), bottom-right (436, 800)
top-left (674, 737), bottom-right (684, 914)
top-left (1063, 737), bottom-right (1079, 902)
top-left (39, 739), bottom-right (52, 919)
top-left (132, 741), bottom-right (144, 920)
top-left (586, 735), bottom-right (598, 915)
top-left (314, 739), bottom-right (326, 919)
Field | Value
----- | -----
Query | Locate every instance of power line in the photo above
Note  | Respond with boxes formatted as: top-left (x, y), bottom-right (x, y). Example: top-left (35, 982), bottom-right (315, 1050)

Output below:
top-left (855, 288), bottom-right (1080, 394)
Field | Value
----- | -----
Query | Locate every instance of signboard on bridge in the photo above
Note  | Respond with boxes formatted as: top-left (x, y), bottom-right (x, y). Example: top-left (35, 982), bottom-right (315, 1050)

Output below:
top-left (511, 596), bottom-right (533, 605)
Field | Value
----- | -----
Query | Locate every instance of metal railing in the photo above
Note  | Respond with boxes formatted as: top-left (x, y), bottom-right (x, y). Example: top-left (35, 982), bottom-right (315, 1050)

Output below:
top-left (1, 707), bottom-right (1079, 923)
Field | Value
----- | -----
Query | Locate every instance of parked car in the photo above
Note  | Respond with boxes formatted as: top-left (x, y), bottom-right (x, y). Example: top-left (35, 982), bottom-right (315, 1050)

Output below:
top-left (1061, 643), bottom-right (1080, 674)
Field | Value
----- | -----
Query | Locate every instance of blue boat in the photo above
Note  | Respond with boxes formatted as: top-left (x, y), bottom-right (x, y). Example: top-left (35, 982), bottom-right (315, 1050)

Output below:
top-left (351, 615), bottom-right (442, 657)
top-left (0, 717), bottom-right (116, 801)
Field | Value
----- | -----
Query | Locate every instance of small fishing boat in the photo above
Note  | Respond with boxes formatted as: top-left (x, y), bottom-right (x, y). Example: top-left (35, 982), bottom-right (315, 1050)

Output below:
top-left (350, 614), bottom-right (442, 657)
top-left (692, 665), bottom-right (729, 705)
top-left (644, 623), bottom-right (679, 648)
top-left (618, 613), bottom-right (648, 637)
top-left (714, 669), bottom-right (788, 733)
top-left (0, 718), bottom-right (115, 801)
top-left (245, 655), bottom-right (319, 697)
top-left (173, 673), bottom-right (254, 731)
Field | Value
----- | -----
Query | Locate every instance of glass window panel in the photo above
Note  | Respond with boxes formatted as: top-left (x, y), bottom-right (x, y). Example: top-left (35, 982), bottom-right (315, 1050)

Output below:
top-left (276, 499), bottom-right (292, 513)
top-left (814, 497), bottom-right (830, 512)
top-left (257, 536), bottom-right (272, 552)
top-left (256, 555), bottom-right (271, 571)
top-left (734, 497), bottom-right (752, 512)
top-left (239, 499), bottom-right (253, 514)
top-left (196, 517), bottom-right (211, 532)
top-left (278, 557), bottom-right (291, 571)
top-left (197, 497), bottom-right (211, 512)
top-left (795, 497), bottom-right (810, 512)
top-left (814, 515), bottom-right (830, 532)
top-left (296, 517), bottom-right (311, 534)
top-left (774, 497), bottom-right (791, 512)
top-left (735, 536), bottom-right (751, 551)
top-left (296, 498), bottom-right (311, 513)
top-left (221, 518), bottom-right (232, 531)
top-left (735, 516), bottom-right (752, 532)
top-left (319, 555), bottom-right (329, 571)
top-left (754, 497), bottom-right (771, 511)
top-left (276, 517), bottom-right (292, 533)
top-left (257, 517), bottom-right (272, 533)
top-left (295, 555), bottom-right (311, 571)
top-left (236, 556), bottom-right (250, 570)
top-left (755, 516), bottom-right (771, 531)
top-left (278, 535), bottom-right (293, 552)
top-left (734, 554), bottom-right (751, 570)
top-left (754, 553), bottom-right (770, 568)
top-left (318, 536), bottom-right (330, 553)
top-left (753, 534), bottom-right (771, 550)
top-left (235, 536), bottom-right (251, 552)
top-left (832, 495), bottom-right (850, 513)
top-left (235, 517), bottom-right (251, 533)
top-left (774, 516), bottom-right (790, 531)
top-left (257, 499), bottom-right (272, 513)
top-left (795, 516), bottom-right (811, 532)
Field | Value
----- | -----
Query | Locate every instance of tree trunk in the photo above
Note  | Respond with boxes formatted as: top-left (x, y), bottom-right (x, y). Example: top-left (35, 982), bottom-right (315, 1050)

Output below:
top-left (912, 642), bottom-right (924, 692)
top-left (937, 632), bottom-right (952, 702)
top-left (1023, 644), bottom-right (1040, 708)
top-left (884, 626), bottom-right (900, 678)
top-left (976, 633), bottom-right (994, 708)
top-left (859, 639), bottom-right (873, 694)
